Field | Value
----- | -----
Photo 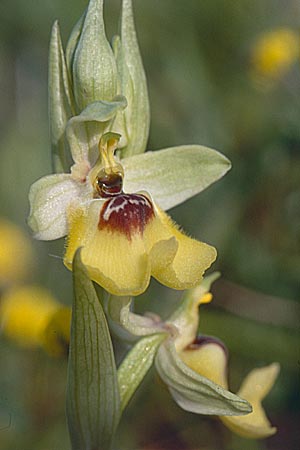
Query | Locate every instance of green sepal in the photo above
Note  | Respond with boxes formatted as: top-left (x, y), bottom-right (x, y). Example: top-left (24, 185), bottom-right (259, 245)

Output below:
top-left (66, 13), bottom-right (85, 84)
top-left (112, 0), bottom-right (150, 158)
top-left (155, 339), bottom-right (252, 417)
top-left (66, 96), bottom-right (127, 165)
top-left (67, 249), bottom-right (120, 450)
top-left (123, 145), bottom-right (231, 210)
top-left (49, 21), bottom-right (75, 173)
top-left (118, 333), bottom-right (167, 411)
top-left (72, 0), bottom-right (118, 111)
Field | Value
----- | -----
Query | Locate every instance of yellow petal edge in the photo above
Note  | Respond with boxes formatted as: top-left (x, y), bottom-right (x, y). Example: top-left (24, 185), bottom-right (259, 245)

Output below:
top-left (221, 363), bottom-right (280, 439)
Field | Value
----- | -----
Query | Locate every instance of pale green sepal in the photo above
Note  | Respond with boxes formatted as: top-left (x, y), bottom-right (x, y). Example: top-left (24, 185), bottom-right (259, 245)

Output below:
top-left (72, 0), bottom-right (118, 111)
top-left (108, 295), bottom-right (167, 341)
top-left (118, 333), bottom-right (167, 411)
top-left (66, 96), bottom-right (127, 165)
top-left (66, 13), bottom-right (85, 84)
top-left (49, 21), bottom-right (75, 173)
top-left (67, 250), bottom-right (120, 450)
top-left (123, 145), bottom-right (231, 210)
top-left (28, 174), bottom-right (91, 240)
top-left (169, 272), bottom-right (220, 352)
top-left (155, 340), bottom-right (252, 416)
top-left (110, 36), bottom-right (130, 150)
top-left (116, 0), bottom-right (150, 157)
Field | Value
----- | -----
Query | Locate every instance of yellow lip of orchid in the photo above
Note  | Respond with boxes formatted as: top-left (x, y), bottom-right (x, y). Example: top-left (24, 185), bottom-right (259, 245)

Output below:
top-left (63, 133), bottom-right (217, 296)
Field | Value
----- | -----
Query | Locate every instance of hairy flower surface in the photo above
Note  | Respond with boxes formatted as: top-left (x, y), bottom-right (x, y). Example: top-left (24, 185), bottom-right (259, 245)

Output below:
top-left (29, 133), bottom-right (217, 296)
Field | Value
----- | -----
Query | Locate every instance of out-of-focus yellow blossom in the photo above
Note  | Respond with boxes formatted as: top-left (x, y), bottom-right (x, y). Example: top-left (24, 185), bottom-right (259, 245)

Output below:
top-left (179, 293), bottom-right (280, 439)
top-left (251, 28), bottom-right (299, 80)
top-left (0, 286), bottom-right (70, 356)
top-left (42, 307), bottom-right (71, 357)
top-left (0, 219), bottom-right (34, 287)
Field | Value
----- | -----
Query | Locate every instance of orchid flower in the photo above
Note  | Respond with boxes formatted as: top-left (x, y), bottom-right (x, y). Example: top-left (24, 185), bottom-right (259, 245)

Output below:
top-left (28, 0), bottom-right (231, 296)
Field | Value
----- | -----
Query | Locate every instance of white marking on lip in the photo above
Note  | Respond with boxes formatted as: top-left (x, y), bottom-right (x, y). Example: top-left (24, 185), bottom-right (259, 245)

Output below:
top-left (102, 194), bottom-right (152, 222)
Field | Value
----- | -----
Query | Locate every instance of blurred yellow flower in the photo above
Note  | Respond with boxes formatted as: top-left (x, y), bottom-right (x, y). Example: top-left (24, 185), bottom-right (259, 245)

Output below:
top-left (251, 28), bottom-right (299, 80)
top-left (0, 286), bottom-right (69, 355)
top-left (42, 306), bottom-right (71, 357)
top-left (0, 219), bottom-right (34, 287)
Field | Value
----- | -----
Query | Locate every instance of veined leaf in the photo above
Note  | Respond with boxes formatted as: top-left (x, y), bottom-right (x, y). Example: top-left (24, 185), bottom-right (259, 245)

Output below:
top-left (67, 250), bottom-right (120, 450)
top-left (118, 334), bottom-right (166, 411)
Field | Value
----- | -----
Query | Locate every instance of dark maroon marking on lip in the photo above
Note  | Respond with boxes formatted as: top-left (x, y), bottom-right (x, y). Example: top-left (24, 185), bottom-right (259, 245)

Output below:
top-left (98, 193), bottom-right (155, 239)
top-left (185, 335), bottom-right (228, 357)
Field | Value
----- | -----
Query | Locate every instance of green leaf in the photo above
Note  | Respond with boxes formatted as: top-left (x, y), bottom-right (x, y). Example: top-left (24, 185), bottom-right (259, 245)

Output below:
top-left (66, 96), bottom-right (127, 165)
top-left (118, 334), bottom-right (166, 411)
top-left (67, 250), bottom-right (120, 450)
top-left (112, 0), bottom-right (150, 158)
top-left (72, 0), bottom-right (118, 111)
top-left (123, 145), bottom-right (231, 210)
top-left (49, 21), bottom-right (75, 173)
top-left (155, 340), bottom-right (252, 416)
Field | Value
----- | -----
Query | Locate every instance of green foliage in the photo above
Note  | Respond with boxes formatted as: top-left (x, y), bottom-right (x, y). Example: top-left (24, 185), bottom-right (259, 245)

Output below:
top-left (67, 250), bottom-right (120, 450)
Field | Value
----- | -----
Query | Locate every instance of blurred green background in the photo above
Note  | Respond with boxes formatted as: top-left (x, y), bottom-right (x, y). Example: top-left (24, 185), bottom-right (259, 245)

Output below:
top-left (0, 0), bottom-right (299, 449)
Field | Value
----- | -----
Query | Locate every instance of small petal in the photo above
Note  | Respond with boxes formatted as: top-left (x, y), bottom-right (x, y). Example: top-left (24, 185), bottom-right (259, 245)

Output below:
top-left (148, 206), bottom-right (217, 290)
top-left (221, 363), bottom-right (280, 439)
top-left (28, 174), bottom-right (91, 240)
